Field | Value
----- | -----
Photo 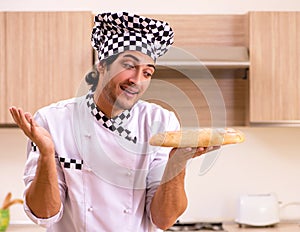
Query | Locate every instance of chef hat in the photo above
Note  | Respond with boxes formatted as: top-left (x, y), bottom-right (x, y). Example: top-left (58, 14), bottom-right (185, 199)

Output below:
top-left (91, 12), bottom-right (174, 61)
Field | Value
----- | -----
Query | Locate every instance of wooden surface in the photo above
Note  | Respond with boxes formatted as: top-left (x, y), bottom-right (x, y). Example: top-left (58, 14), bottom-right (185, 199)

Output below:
top-left (1, 12), bottom-right (93, 124)
top-left (0, 12), bottom-right (6, 123)
top-left (145, 68), bottom-right (248, 127)
top-left (249, 12), bottom-right (300, 122)
top-left (146, 14), bottom-right (248, 47)
top-left (1, 13), bottom-right (249, 126)
top-left (144, 14), bottom-right (249, 127)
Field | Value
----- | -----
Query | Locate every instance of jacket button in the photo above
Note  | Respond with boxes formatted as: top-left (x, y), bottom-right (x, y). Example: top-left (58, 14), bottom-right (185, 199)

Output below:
top-left (126, 171), bottom-right (132, 176)
top-left (123, 208), bottom-right (130, 214)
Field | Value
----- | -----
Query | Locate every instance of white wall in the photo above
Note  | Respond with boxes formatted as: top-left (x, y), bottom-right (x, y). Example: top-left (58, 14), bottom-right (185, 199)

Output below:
top-left (0, 129), bottom-right (28, 223)
top-left (0, 0), bottom-right (300, 13)
top-left (181, 127), bottom-right (300, 223)
top-left (1, 127), bottom-right (300, 224)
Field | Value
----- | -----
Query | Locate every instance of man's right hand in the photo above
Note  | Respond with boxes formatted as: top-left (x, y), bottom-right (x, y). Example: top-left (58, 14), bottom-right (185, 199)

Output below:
top-left (10, 106), bottom-right (61, 218)
top-left (9, 106), bottom-right (55, 156)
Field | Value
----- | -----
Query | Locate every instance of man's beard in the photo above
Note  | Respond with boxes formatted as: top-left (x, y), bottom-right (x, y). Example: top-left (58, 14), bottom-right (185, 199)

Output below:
top-left (103, 84), bottom-right (137, 113)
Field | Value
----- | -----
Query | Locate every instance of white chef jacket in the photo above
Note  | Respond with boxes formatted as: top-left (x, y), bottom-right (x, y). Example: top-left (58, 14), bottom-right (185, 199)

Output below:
top-left (23, 94), bottom-right (180, 232)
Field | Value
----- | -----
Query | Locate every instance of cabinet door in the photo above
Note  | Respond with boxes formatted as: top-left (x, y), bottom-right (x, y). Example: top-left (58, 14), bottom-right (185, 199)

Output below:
top-left (249, 12), bottom-right (300, 123)
top-left (0, 13), bottom-right (6, 123)
top-left (1, 12), bottom-right (93, 124)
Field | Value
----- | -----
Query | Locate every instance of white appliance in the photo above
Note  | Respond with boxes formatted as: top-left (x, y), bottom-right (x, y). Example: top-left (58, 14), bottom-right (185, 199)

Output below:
top-left (235, 193), bottom-right (280, 226)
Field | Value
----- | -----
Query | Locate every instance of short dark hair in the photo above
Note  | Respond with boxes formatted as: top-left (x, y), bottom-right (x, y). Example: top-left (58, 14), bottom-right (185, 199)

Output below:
top-left (85, 53), bottom-right (120, 91)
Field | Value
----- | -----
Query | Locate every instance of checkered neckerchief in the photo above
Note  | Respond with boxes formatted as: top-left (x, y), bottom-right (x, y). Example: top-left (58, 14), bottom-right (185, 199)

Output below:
top-left (86, 91), bottom-right (137, 144)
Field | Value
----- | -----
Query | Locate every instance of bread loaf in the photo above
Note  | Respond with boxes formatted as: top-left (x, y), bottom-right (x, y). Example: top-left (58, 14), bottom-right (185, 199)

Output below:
top-left (149, 128), bottom-right (245, 148)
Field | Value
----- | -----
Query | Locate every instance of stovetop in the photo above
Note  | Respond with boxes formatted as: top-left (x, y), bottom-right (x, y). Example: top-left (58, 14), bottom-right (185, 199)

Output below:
top-left (166, 222), bottom-right (226, 231)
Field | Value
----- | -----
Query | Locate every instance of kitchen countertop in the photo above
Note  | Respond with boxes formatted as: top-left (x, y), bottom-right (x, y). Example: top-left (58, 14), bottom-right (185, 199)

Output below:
top-left (5, 222), bottom-right (300, 231)
top-left (166, 223), bottom-right (300, 231)
top-left (223, 223), bottom-right (300, 231)
top-left (5, 224), bottom-right (46, 232)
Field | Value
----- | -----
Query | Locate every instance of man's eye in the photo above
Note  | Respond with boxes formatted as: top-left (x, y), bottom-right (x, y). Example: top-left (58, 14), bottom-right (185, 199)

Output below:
top-left (144, 72), bottom-right (153, 78)
top-left (123, 63), bottom-right (135, 69)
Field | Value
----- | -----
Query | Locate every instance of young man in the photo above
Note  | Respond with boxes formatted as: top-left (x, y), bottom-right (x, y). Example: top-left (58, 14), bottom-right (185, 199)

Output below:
top-left (9, 12), bottom-right (218, 231)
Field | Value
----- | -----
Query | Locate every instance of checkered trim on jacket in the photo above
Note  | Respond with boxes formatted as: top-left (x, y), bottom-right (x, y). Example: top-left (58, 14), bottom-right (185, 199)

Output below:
top-left (86, 91), bottom-right (137, 144)
top-left (59, 157), bottom-right (83, 170)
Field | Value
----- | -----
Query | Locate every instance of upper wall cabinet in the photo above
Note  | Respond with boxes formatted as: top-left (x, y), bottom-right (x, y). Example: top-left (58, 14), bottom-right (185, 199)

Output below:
top-left (0, 12), bottom-right (93, 124)
top-left (0, 13), bottom-right (5, 122)
top-left (143, 14), bottom-right (249, 127)
top-left (146, 14), bottom-right (248, 47)
top-left (249, 12), bottom-right (300, 124)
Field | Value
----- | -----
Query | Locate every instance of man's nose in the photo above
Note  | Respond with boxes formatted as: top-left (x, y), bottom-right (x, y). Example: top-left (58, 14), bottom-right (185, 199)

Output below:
top-left (128, 66), bottom-right (143, 84)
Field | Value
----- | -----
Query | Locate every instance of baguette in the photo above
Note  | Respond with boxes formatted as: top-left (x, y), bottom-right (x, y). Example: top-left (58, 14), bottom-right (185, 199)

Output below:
top-left (149, 128), bottom-right (245, 148)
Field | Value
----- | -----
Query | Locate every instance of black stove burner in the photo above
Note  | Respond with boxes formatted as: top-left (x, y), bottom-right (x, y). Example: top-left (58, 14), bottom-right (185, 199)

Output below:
top-left (167, 222), bottom-right (224, 231)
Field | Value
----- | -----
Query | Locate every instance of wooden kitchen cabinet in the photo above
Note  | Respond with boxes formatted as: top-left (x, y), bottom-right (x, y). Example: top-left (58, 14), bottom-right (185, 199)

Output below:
top-left (0, 12), bottom-right (6, 122)
top-left (0, 12), bottom-right (93, 124)
top-left (144, 14), bottom-right (249, 127)
top-left (1, 13), bottom-right (249, 126)
top-left (249, 12), bottom-right (300, 123)
top-left (147, 68), bottom-right (248, 127)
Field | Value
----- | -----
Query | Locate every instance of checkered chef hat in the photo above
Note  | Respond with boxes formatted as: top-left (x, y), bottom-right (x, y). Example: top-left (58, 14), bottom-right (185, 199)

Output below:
top-left (91, 12), bottom-right (174, 61)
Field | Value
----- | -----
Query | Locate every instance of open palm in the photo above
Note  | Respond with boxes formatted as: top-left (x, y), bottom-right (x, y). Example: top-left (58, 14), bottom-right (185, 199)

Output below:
top-left (9, 107), bottom-right (55, 156)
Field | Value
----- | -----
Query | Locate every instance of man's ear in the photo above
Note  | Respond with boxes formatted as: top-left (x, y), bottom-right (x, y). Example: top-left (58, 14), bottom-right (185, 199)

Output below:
top-left (97, 62), bottom-right (105, 74)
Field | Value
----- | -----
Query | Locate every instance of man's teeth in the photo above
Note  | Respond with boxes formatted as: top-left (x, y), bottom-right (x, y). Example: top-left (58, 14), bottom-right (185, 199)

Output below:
top-left (122, 86), bottom-right (138, 94)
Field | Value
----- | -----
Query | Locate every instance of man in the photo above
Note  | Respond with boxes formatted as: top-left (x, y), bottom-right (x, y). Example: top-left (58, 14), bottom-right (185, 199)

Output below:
top-left (9, 12), bottom-right (218, 231)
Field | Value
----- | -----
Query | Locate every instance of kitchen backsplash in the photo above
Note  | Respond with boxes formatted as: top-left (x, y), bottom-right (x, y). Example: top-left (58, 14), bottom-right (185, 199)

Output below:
top-left (1, 127), bottom-right (300, 224)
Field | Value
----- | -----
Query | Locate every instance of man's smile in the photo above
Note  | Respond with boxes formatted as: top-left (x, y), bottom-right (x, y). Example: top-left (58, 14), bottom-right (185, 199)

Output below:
top-left (120, 85), bottom-right (140, 95)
